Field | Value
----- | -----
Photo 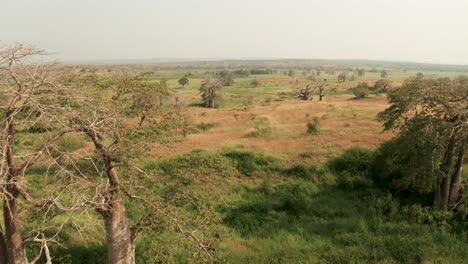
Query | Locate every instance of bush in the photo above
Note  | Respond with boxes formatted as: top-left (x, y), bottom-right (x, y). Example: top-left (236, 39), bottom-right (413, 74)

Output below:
top-left (353, 83), bottom-right (370, 98)
top-left (283, 164), bottom-right (334, 184)
top-left (159, 149), bottom-right (236, 179)
top-left (189, 122), bottom-right (217, 133)
top-left (306, 117), bottom-right (320, 134)
top-left (327, 147), bottom-right (374, 173)
top-left (55, 134), bottom-right (83, 152)
top-left (327, 147), bottom-right (375, 190)
top-left (223, 150), bottom-right (280, 177)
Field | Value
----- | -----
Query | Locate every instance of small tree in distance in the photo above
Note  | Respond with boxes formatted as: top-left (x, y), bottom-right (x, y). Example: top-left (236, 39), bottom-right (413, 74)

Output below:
top-left (381, 70), bottom-right (388, 78)
top-left (337, 72), bottom-right (348, 82)
top-left (374, 79), bottom-right (393, 93)
top-left (178, 77), bottom-right (189, 88)
top-left (200, 77), bottom-right (223, 108)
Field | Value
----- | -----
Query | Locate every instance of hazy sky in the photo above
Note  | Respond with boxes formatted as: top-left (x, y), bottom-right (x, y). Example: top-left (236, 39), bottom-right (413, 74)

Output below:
top-left (2, 0), bottom-right (468, 64)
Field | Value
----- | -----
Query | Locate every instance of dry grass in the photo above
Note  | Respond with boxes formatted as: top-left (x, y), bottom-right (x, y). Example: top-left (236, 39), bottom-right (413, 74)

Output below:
top-left (150, 94), bottom-right (393, 164)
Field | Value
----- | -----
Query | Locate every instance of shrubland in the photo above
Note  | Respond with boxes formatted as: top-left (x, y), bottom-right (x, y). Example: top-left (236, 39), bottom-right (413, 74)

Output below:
top-left (0, 44), bottom-right (466, 263)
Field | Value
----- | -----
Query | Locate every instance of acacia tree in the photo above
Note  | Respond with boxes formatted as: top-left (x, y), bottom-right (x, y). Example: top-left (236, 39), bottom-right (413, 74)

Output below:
top-left (0, 44), bottom-right (88, 264)
top-left (378, 77), bottom-right (467, 210)
top-left (200, 77), bottom-right (223, 108)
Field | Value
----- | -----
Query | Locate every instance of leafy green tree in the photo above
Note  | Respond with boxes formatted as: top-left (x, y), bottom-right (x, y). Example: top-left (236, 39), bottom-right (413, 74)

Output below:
top-left (178, 77), bottom-right (189, 88)
top-left (200, 77), bottom-right (223, 108)
top-left (378, 77), bottom-right (467, 210)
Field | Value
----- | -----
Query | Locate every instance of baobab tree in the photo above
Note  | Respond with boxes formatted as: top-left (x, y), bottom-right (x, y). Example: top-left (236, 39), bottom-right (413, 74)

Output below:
top-left (378, 77), bottom-right (467, 210)
top-left (297, 80), bottom-right (328, 101)
top-left (337, 72), bottom-right (348, 82)
top-left (0, 43), bottom-right (88, 264)
top-left (374, 79), bottom-right (393, 93)
top-left (200, 77), bottom-right (223, 108)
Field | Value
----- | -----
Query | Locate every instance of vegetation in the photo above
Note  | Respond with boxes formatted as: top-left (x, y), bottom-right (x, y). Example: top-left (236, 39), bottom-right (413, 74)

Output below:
top-left (199, 77), bottom-right (223, 108)
top-left (1, 44), bottom-right (467, 264)
top-left (178, 76), bottom-right (189, 88)
top-left (353, 82), bottom-right (371, 98)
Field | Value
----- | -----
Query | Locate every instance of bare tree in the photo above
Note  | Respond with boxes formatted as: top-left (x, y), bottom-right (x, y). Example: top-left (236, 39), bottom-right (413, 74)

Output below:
top-left (297, 80), bottom-right (328, 101)
top-left (0, 44), bottom-right (87, 264)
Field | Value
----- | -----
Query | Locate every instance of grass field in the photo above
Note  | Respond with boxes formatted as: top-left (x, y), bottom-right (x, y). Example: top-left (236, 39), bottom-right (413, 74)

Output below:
top-left (11, 66), bottom-right (468, 263)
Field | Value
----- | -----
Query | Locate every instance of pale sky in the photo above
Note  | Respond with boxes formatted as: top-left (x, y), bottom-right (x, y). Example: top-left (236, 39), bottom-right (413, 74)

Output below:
top-left (2, 0), bottom-right (468, 64)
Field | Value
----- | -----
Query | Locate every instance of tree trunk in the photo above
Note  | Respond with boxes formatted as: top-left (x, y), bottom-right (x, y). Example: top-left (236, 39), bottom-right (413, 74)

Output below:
top-left (303, 92), bottom-right (309, 100)
top-left (448, 143), bottom-right (465, 209)
top-left (3, 111), bottom-right (28, 264)
top-left (138, 114), bottom-right (146, 127)
top-left (83, 129), bottom-right (138, 264)
top-left (3, 180), bottom-right (28, 264)
top-left (319, 90), bottom-right (324, 101)
top-left (436, 135), bottom-right (456, 210)
top-left (104, 194), bottom-right (135, 264)
top-left (0, 228), bottom-right (9, 264)
top-left (102, 165), bottom-right (135, 264)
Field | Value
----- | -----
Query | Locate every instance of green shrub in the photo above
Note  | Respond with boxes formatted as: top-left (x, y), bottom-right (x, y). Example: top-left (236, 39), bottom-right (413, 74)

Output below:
top-left (196, 122), bottom-right (217, 131)
top-left (223, 150), bottom-right (280, 177)
top-left (55, 134), bottom-right (83, 152)
top-left (306, 116), bottom-right (320, 134)
top-left (283, 164), bottom-right (334, 184)
top-left (327, 147), bottom-right (374, 173)
top-left (353, 82), bottom-right (370, 99)
top-left (159, 149), bottom-right (236, 179)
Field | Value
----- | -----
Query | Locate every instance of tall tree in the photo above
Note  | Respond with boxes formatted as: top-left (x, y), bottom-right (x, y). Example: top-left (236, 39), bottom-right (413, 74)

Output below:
top-left (378, 77), bottom-right (467, 210)
top-left (0, 44), bottom-right (85, 264)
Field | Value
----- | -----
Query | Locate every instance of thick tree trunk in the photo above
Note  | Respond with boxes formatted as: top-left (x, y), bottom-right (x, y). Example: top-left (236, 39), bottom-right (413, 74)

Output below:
top-left (436, 135), bottom-right (456, 210)
top-left (448, 143), bottom-right (465, 209)
top-left (3, 182), bottom-right (28, 264)
top-left (83, 130), bottom-right (138, 264)
top-left (104, 195), bottom-right (135, 264)
top-left (3, 111), bottom-right (28, 264)
top-left (103, 166), bottom-right (135, 264)
top-left (0, 228), bottom-right (9, 264)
